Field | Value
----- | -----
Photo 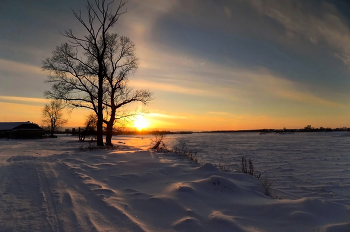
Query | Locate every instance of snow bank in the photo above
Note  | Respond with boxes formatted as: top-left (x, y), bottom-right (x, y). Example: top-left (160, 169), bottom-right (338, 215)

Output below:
top-left (0, 136), bottom-right (349, 232)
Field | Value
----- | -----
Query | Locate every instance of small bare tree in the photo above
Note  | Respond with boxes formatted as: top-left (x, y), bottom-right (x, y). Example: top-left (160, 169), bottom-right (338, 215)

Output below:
top-left (85, 113), bottom-right (97, 132)
top-left (151, 132), bottom-right (166, 150)
top-left (42, 100), bottom-right (68, 137)
top-left (43, 0), bottom-right (151, 146)
top-left (79, 113), bottom-right (98, 141)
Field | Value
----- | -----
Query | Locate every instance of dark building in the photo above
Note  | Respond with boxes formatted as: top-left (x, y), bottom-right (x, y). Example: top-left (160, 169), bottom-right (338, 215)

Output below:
top-left (0, 122), bottom-right (44, 139)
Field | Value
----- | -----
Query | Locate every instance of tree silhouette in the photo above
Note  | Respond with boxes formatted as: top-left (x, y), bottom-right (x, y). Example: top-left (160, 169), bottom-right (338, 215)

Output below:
top-left (43, 0), bottom-right (151, 146)
top-left (79, 113), bottom-right (97, 141)
top-left (42, 100), bottom-right (67, 137)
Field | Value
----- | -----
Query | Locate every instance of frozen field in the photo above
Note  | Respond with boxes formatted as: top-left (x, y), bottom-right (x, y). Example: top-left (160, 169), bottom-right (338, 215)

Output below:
top-left (0, 135), bottom-right (349, 231)
top-left (117, 132), bottom-right (350, 205)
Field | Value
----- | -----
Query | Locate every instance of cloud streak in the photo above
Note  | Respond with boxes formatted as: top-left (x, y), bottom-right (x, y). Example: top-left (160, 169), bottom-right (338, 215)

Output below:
top-left (0, 95), bottom-right (49, 106)
top-left (0, 59), bottom-right (42, 75)
top-left (131, 80), bottom-right (210, 96)
top-left (148, 112), bottom-right (187, 119)
top-left (239, 67), bottom-right (344, 107)
top-left (246, 0), bottom-right (350, 68)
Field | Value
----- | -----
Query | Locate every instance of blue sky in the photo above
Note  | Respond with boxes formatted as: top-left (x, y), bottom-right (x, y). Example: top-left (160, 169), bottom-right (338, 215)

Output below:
top-left (1, 0), bottom-right (350, 130)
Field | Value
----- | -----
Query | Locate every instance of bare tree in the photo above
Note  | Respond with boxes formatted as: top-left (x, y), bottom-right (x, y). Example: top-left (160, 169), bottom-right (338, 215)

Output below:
top-left (42, 100), bottom-right (68, 137)
top-left (102, 36), bottom-right (152, 145)
top-left (43, 0), bottom-right (151, 146)
top-left (79, 113), bottom-right (98, 141)
top-left (85, 113), bottom-right (98, 132)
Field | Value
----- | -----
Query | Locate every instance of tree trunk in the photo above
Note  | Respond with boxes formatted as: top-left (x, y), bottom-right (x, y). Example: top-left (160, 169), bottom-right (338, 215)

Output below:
top-left (105, 122), bottom-right (113, 146)
top-left (96, 66), bottom-right (104, 146)
top-left (50, 123), bottom-right (54, 137)
top-left (97, 113), bottom-right (104, 146)
top-left (105, 108), bottom-right (116, 146)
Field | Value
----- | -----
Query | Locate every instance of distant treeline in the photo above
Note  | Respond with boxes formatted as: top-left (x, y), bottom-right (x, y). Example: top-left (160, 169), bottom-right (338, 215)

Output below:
top-left (199, 125), bottom-right (350, 134)
top-left (112, 130), bottom-right (193, 135)
top-left (55, 125), bottom-right (350, 136)
top-left (56, 128), bottom-right (193, 136)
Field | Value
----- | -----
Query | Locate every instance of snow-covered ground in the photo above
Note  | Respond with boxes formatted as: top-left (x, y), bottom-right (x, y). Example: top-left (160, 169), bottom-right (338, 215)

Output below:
top-left (0, 135), bottom-right (349, 231)
top-left (118, 132), bottom-right (350, 205)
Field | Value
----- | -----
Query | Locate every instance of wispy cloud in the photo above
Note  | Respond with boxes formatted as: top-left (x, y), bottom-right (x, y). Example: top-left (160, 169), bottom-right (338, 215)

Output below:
top-left (0, 59), bottom-right (42, 75)
top-left (148, 112), bottom-right (187, 119)
top-left (0, 95), bottom-right (49, 106)
top-left (232, 67), bottom-right (344, 107)
top-left (207, 111), bottom-right (229, 115)
top-left (131, 80), bottom-right (210, 96)
top-left (246, 0), bottom-right (350, 68)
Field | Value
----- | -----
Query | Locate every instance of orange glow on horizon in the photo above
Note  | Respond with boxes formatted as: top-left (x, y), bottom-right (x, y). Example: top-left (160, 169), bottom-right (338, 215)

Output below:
top-left (1, 99), bottom-right (350, 131)
top-left (133, 115), bottom-right (150, 131)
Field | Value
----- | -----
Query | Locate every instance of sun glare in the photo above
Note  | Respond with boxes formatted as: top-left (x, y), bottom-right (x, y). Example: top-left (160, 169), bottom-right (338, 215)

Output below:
top-left (134, 115), bottom-right (150, 131)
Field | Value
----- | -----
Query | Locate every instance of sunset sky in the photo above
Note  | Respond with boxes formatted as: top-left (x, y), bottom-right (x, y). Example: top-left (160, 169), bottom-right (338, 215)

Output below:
top-left (2, 0), bottom-right (350, 131)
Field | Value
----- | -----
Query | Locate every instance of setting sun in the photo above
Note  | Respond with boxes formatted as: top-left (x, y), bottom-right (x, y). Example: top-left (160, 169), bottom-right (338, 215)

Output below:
top-left (134, 115), bottom-right (150, 131)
